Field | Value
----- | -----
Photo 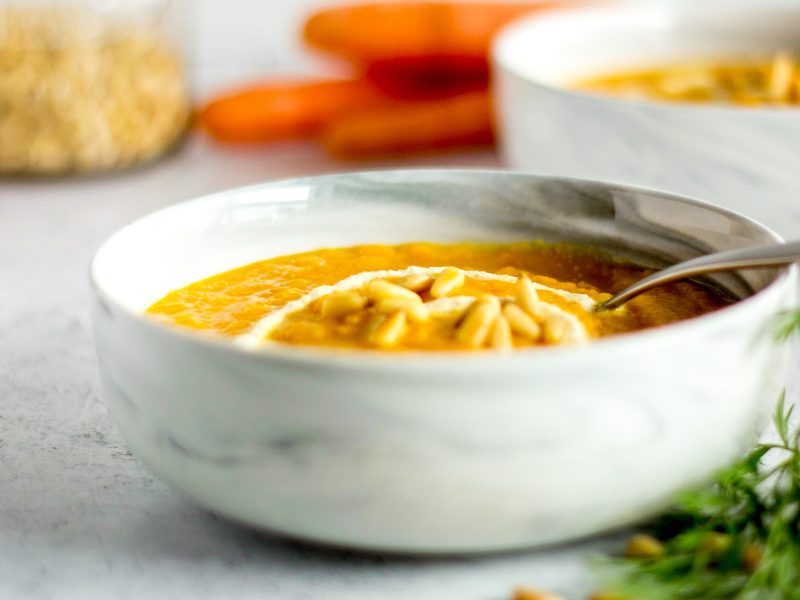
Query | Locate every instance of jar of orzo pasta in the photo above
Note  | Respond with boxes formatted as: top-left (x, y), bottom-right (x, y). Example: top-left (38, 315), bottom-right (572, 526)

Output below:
top-left (0, 0), bottom-right (190, 176)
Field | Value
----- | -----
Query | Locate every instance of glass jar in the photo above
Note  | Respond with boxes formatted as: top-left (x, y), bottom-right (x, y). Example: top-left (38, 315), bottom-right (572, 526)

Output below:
top-left (0, 0), bottom-right (190, 176)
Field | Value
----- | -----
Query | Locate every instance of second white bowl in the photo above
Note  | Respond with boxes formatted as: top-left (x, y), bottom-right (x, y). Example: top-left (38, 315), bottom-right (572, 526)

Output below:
top-left (494, 2), bottom-right (800, 239)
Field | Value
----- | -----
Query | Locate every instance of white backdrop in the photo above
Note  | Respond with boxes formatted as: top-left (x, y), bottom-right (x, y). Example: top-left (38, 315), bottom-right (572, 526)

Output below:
top-left (192, 0), bottom-right (353, 93)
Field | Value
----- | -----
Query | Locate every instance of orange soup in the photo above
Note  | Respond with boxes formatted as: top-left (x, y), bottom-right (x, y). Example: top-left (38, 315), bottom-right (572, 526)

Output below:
top-left (578, 53), bottom-right (800, 106)
top-left (147, 241), bottom-right (731, 352)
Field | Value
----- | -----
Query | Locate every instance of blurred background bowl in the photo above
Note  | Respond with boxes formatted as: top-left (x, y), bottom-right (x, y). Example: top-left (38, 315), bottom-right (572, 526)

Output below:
top-left (91, 169), bottom-right (795, 554)
top-left (493, 2), bottom-right (800, 239)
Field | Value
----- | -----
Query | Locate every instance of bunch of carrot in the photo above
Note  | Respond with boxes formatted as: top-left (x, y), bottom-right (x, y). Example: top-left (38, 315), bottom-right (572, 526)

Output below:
top-left (199, 2), bottom-right (568, 158)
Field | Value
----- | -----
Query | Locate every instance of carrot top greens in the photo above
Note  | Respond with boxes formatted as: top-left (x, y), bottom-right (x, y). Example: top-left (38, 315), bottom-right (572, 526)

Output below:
top-left (593, 310), bottom-right (800, 599)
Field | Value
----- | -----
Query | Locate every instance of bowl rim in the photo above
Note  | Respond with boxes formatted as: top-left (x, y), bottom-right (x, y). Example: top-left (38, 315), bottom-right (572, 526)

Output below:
top-left (493, 1), bottom-right (800, 116)
top-left (89, 168), bottom-right (796, 373)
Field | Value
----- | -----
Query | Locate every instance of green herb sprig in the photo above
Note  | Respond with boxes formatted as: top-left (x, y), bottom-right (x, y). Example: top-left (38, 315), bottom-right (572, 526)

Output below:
top-left (772, 309), bottom-right (800, 343)
top-left (594, 311), bottom-right (800, 600)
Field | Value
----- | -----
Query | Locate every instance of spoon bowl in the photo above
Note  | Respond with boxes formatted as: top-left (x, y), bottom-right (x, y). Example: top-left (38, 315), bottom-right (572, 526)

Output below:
top-left (602, 240), bottom-right (800, 310)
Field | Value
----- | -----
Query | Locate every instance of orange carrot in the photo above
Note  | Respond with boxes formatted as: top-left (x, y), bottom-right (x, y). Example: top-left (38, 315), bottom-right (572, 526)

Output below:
top-left (365, 55), bottom-right (489, 100)
top-left (321, 90), bottom-right (494, 158)
top-left (303, 2), bottom-right (565, 66)
top-left (199, 78), bottom-right (398, 143)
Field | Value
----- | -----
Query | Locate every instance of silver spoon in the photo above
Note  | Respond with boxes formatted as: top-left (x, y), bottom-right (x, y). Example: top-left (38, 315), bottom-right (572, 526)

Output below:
top-left (600, 240), bottom-right (800, 311)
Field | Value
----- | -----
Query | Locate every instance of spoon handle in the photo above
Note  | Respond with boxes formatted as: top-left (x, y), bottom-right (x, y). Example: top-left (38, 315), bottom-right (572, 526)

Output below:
top-left (601, 240), bottom-right (800, 310)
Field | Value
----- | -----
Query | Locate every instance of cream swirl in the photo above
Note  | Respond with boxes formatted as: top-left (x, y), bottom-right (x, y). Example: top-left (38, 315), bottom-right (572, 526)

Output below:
top-left (236, 266), bottom-right (596, 350)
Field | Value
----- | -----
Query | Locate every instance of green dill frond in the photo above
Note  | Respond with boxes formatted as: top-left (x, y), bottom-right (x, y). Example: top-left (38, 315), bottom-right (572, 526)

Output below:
top-left (772, 309), bottom-right (800, 342)
top-left (592, 391), bottom-right (800, 600)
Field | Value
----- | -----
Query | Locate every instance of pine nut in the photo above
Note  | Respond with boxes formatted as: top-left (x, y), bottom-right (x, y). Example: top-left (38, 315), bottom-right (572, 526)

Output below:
top-left (405, 303), bottom-right (430, 324)
top-left (440, 302), bottom-right (472, 324)
top-left (589, 593), bottom-right (628, 600)
top-left (364, 313), bottom-right (385, 340)
top-left (400, 273), bottom-right (433, 293)
top-left (456, 299), bottom-right (500, 348)
top-left (513, 587), bottom-right (566, 600)
top-left (516, 274), bottom-right (540, 316)
top-left (375, 298), bottom-right (429, 323)
top-left (368, 280), bottom-right (422, 303)
top-left (343, 313), bottom-right (361, 325)
top-left (742, 543), bottom-right (763, 572)
top-left (503, 303), bottom-right (541, 341)
top-left (542, 315), bottom-right (568, 345)
top-left (320, 292), bottom-right (367, 318)
top-left (375, 298), bottom-right (415, 313)
top-left (477, 293), bottom-right (501, 311)
top-left (368, 310), bottom-right (407, 347)
top-left (700, 532), bottom-right (731, 557)
top-left (769, 52), bottom-right (795, 101)
top-left (490, 314), bottom-right (513, 350)
top-left (430, 267), bottom-right (465, 298)
top-left (624, 534), bottom-right (664, 559)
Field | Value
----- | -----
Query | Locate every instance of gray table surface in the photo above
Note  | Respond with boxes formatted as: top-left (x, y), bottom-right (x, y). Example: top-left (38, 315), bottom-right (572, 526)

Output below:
top-left (1, 137), bottom-right (794, 600)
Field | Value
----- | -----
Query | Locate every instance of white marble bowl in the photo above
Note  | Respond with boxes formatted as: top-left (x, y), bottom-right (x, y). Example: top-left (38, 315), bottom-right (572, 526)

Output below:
top-left (494, 3), bottom-right (800, 240)
top-left (91, 170), bottom-right (795, 554)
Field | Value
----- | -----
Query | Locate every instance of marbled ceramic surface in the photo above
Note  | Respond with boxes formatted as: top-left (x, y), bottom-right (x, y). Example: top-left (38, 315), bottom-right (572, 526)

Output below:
top-left (92, 170), bottom-right (796, 554)
top-left (495, 3), bottom-right (800, 239)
